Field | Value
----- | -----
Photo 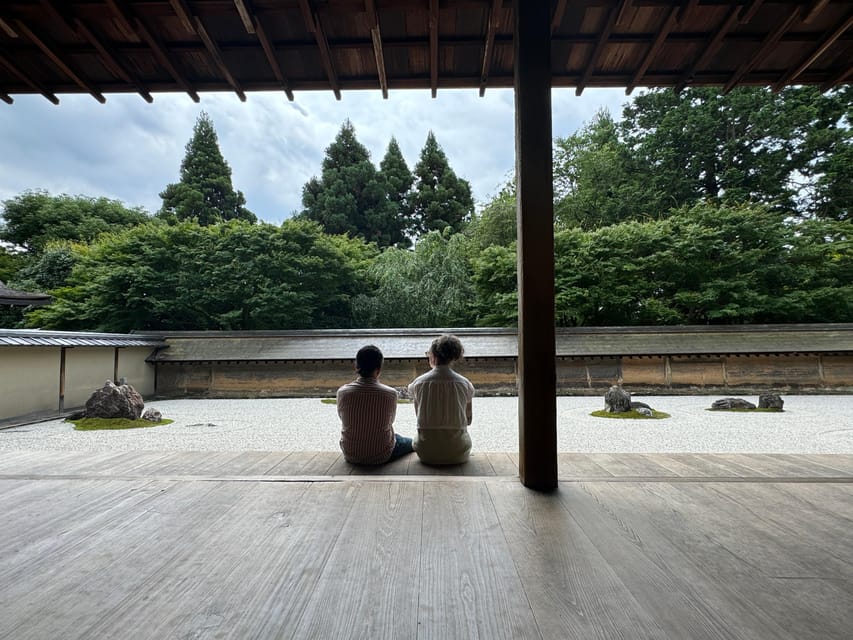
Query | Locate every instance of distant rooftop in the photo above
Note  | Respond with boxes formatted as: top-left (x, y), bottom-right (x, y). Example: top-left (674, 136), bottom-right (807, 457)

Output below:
top-left (0, 328), bottom-right (165, 348)
top-left (0, 280), bottom-right (52, 307)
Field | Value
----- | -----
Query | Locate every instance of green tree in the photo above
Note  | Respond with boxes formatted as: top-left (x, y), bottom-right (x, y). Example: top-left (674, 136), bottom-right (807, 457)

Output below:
top-left (0, 190), bottom-right (148, 252)
top-left (300, 120), bottom-right (400, 247)
top-left (554, 109), bottom-right (645, 229)
top-left (28, 220), bottom-right (373, 331)
top-left (471, 243), bottom-right (517, 326)
top-left (378, 137), bottom-right (415, 246)
top-left (0, 246), bottom-right (23, 282)
top-left (411, 131), bottom-right (474, 235)
top-left (353, 230), bottom-right (475, 327)
top-left (467, 184), bottom-right (517, 250)
top-left (158, 112), bottom-right (256, 226)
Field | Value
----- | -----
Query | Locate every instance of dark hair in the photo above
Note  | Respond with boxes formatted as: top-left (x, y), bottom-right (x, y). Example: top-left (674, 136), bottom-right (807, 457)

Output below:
top-left (356, 344), bottom-right (383, 376)
top-left (429, 334), bottom-right (464, 366)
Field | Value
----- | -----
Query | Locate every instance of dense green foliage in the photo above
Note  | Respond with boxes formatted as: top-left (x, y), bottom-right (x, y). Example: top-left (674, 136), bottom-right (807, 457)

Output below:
top-left (300, 120), bottom-right (403, 247)
top-left (0, 191), bottom-right (148, 252)
top-left (27, 220), bottom-right (375, 332)
top-left (411, 132), bottom-right (474, 235)
top-left (159, 112), bottom-right (256, 225)
top-left (3, 87), bottom-right (850, 331)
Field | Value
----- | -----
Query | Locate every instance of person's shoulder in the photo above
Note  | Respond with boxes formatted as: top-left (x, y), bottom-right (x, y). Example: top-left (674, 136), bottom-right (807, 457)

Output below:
top-left (376, 381), bottom-right (399, 397)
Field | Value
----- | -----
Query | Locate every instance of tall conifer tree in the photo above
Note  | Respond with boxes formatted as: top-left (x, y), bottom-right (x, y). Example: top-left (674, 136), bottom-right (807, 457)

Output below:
top-left (301, 120), bottom-right (399, 247)
top-left (378, 137), bottom-right (414, 246)
top-left (411, 131), bottom-right (474, 235)
top-left (159, 112), bottom-right (255, 226)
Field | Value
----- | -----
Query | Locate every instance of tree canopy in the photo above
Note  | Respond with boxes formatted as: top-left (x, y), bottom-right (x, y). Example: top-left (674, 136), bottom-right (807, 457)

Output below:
top-left (158, 112), bottom-right (256, 226)
top-left (0, 191), bottom-right (148, 253)
top-left (411, 131), bottom-right (474, 235)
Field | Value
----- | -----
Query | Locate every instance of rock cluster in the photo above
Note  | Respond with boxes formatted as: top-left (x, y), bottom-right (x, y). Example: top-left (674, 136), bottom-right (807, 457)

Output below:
top-left (709, 393), bottom-right (784, 411)
top-left (75, 380), bottom-right (163, 421)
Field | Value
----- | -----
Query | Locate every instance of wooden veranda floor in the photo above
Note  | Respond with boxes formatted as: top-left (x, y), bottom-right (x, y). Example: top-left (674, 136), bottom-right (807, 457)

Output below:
top-left (1, 451), bottom-right (852, 639)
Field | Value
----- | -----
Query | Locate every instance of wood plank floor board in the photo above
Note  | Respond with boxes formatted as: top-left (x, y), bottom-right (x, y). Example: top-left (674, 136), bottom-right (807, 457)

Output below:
top-left (557, 453), bottom-right (615, 477)
top-left (289, 481), bottom-right (423, 639)
top-left (709, 482), bottom-right (853, 588)
top-left (488, 481), bottom-right (669, 640)
top-left (774, 482), bottom-right (853, 521)
top-left (485, 453), bottom-right (518, 476)
top-left (563, 481), bottom-right (781, 640)
top-left (644, 453), bottom-right (722, 477)
top-left (799, 454), bottom-right (853, 474)
top-left (210, 482), bottom-right (362, 640)
top-left (632, 481), bottom-right (853, 639)
top-left (460, 452), bottom-right (498, 476)
top-left (582, 453), bottom-right (680, 478)
top-left (418, 481), bottom-right (540, 639)
top-left (297, 451), bottom-right (343, 475)
top-left (222, 451), bottom-right (290, 475)
top-left (74, 481), bottom-right (319, 640)
top-left (695, 454), bottom-right (775, 477)
top-left (766, 454), bottom-right (853, 477)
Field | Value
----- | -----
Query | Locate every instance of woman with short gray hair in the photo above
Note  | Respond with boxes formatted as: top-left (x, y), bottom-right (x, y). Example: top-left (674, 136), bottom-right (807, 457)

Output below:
top-left (408, 334), bottom-right (475, 464)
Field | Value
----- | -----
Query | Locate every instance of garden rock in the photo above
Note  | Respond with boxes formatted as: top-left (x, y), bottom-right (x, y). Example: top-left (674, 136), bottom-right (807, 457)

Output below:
top-left (710, 397), bottom-right (756, 411)
top-left (758, 393), bottom-right (784, 410)
top-left (637, 407), bottom-right (653, 417)
top-left (604, 385), bottom-right (632, 413)
top-left (631, 401), bottom-right (652, 410)
top-left (396, 387), bottom-right (411, 400)
top-left (141, 408), bottom-right (162, 422)
top-left (84, 380), bottom-right (145, 420)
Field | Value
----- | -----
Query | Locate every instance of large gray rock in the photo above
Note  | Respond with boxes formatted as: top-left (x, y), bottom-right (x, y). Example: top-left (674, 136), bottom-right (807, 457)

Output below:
top-left (84, 380), bottom-right (144, 420)
top-left (605, 385), bottom-right (632, 413)
top-left (141, 408), bottom-right (162, 422)
top-left (710, 397), bottom-right (756, 411)
top-left (758, 393), bottom-right (784, 410)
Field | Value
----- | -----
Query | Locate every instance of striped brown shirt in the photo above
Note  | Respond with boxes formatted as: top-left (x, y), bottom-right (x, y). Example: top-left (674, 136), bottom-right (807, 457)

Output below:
top-left (336, 376), bottom-right (398, 464)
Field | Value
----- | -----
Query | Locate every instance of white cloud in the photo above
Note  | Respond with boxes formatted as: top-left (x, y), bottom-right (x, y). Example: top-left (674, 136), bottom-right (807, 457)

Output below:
top-left (0, 87), bottom-right (629, 224)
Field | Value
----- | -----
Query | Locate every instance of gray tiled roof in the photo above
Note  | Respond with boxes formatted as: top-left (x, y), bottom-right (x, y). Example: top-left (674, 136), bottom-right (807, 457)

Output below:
top-left (0, 329), bottom-right (166, 348)
top-left (147, 325), bottom-right (853, 363)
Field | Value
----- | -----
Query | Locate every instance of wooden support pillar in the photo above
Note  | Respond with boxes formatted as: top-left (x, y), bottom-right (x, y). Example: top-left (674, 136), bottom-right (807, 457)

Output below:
top-left (514, 0), bottom-right (557, 490)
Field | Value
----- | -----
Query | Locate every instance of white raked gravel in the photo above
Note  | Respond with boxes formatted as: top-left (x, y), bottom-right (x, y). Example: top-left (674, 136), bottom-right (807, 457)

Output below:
top-left (1, 395), bottom-right (851, 454)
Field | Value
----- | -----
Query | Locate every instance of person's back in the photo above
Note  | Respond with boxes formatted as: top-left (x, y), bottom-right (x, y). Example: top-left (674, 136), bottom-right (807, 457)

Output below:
top-left (409, 335), bottom-right (474, 465)
top-left (337, 376), bottom-right (398, 464)
top-left (337, 344), bottom-right (414, 465)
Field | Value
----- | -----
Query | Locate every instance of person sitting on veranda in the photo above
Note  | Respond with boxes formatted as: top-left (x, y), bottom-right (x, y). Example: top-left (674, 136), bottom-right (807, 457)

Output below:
top-left (337, 344), bottom-right (414, 465)
top-left (408, 334), bottom-right (475, 465)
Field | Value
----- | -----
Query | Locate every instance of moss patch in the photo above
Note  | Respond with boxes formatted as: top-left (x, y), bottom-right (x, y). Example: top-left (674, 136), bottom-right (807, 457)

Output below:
top-left (66, 417), bottom-right (174, 431)
top-left (591, 409), bottom-right (670, 419)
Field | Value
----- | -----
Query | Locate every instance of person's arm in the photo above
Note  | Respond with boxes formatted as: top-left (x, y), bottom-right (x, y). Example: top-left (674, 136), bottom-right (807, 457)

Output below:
top-left (466, 399), bottom-right (473, 426)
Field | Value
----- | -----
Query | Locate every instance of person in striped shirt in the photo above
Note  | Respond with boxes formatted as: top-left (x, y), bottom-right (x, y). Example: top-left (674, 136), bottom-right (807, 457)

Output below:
top-left (337, 344), bottom-right (414, 465)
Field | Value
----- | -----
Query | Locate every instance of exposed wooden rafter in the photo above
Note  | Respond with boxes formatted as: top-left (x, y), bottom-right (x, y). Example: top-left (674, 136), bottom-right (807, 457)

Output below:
top-left (576, 0), bottom-right (629, 96)
top-left (39, 0), bottom-right (153, 103)
top-left (0, 18), bottom-right (17, 38)
top-left (299, 0), bottom-right (341, 99)
top-left (802, 0), bottom-right (831, 24)
top-left (253, 12), bottom-right (294, 100)
top-left (365, 0), bottom-right (388, 98)
top-left (551, 0), bottom-right (567, 34)
top-left (429, 0), bottom-right (439, 97)
top-left (723, 10), bottom-right (801, 93)
top-left (774, 12), bottom-right (853, 90)
top-left (0, 49), bottom-right (59, 103)
top-left (0, 92), bottom-right (11, 104)
top-left (674, 2), bottom-right (749, 93)
top-left (232, 0), bottom-right (256, 34)
top-left (822, 58), bottom-right (853, 91)
top-left (169, 0), bottom-right (245, 101)
top-left (13, 19), bottom-right (105, 103)
top-left (479, 0), bottom-right (502, 96)
top-left (105, 0), bottom-right (199, 102)
top-left (614, 0), bottom-right (633, 28)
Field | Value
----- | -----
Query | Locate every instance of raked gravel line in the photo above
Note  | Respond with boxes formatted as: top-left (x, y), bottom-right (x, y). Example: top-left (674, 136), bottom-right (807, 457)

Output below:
top-left (1, 395), bottom-right (851, 454)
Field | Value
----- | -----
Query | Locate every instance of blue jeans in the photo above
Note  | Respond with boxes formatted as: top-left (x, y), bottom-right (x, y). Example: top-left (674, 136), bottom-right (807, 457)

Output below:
top-left (386, 434), bottom-right (414, 462)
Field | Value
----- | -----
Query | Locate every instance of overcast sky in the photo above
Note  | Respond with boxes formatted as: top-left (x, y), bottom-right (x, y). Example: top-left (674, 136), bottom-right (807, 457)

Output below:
top-left (0, 87), bottom-right (629, 225)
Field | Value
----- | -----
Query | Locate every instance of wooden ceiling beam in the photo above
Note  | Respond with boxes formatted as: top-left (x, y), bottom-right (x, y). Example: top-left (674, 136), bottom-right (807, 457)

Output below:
top-left (0, 92), bottom-right (12, 104)
top-left (479, 0), bottom-right (501, 96)
top-left (0, 50), bottom-right (59, 104)
top-left (365, 0), bottom-right (388, 98)
top-left (13, 19), bottom-right (105, 103)
top-left (614, 0), bottom-right (633, 28)
top-left (774, 12), bottom-right (853, 90)
top-left (723, 10), bottom-right (800, 93)
top-left (0, 18), bottom-right (18, 38)
top-left (232, 0), bottom-right (256, 34)
top-left (675, 2), bottom-right (748, 93)
top-left (429, 0), bottom-right (438, 97)
top-left (551, 0), bottom-right (567, 34)
top-left (38, 0), bottom-right (153, 102)
top-left (801, 0), bottom-right (831, 24)
top-left (252, 10), bottom-right (294, 100)
top-left (576, 0), bottom-right (629, 96)
top-left (821, 57), bottom-right (852, 91)
top-left (626, 4), bottom-right (679, 94)
top-left (298, 0), bottom-right (341, 99)
top-left (105, 0), bottom-right (199, 102)
top-left (169, 0), bottom-right (245, 100)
